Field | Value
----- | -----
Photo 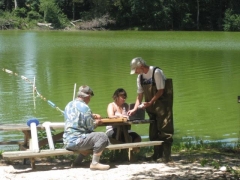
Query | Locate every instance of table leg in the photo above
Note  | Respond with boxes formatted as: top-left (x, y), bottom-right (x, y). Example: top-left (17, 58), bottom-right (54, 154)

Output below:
top-left (122, 126), bottom-right (131, 143)
top-left (21, 130), bottom-right (31, 165)
top-left (30, 158), bottom-right (36, 170)
top-left (22, 130), bottom-right (31, 149)
top-left (38, 132), bottom-right (64, 147)
top-left (115, 126), bottom-right (122, 141)
top-left (121, 126), bottom-right (135, 161)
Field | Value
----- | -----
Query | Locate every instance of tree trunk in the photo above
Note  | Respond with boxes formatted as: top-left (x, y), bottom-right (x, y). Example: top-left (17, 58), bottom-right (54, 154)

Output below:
top-left (72, 2), bottom-right (75, 20)
top-left (197, 0), bottom-right (199, 30)
top-left (14, 0), bottom-right (18, 9)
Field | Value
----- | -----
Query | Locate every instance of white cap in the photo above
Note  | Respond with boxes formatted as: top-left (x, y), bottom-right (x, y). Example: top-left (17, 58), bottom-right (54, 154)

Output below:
top-left (77, 85), bottom-right (94, 97)
top-left (130, 57), bottom-right (146, 74)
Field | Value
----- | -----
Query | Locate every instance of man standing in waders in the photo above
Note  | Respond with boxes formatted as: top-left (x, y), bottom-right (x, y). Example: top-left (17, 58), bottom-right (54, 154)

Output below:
top-left (127, 57), bottom-right (174, 162)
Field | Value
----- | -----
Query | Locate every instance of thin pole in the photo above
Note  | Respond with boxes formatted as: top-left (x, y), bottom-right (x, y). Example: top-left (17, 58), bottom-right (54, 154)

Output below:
top-left (73, 83), bottom-right (76, 100)
top-left (33, 76), bottom-right (36, 110)
top-left (2, 68), bottom-right (64, 115)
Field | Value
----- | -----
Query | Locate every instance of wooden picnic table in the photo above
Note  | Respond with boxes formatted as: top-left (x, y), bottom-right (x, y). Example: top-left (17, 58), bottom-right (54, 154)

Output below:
top-left (1, 120), bottom-right (163, 169)
top-left (0, 123), bottom-right (64, 151)
top-left (0, 119), bottom-right (153, 149)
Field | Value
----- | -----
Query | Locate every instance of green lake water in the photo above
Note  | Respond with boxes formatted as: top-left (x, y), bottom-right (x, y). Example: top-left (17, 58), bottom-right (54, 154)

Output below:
top-left (0, 30), bottom-right (240, 147)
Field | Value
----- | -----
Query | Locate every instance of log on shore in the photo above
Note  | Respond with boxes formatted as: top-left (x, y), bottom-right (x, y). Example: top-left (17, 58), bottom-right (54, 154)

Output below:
top-left (37, 23), bottom-right (53, 28)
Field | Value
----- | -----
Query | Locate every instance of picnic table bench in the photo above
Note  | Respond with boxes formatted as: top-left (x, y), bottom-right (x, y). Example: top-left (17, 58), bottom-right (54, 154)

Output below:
top-left (1, 120), bottom-right (163, 169)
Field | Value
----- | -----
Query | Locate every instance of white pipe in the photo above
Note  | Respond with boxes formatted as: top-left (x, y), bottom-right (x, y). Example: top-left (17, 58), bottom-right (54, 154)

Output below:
top-left (30, 122), bottom-right (39, 152)
top-left (33, 76), bottom-right (36, 110)
top-left (49, 122), bottom-right (65, 127)
top-left (42, 122), bottom-right (55, 150)
top-left (42, 122), bottom-right (65, 150)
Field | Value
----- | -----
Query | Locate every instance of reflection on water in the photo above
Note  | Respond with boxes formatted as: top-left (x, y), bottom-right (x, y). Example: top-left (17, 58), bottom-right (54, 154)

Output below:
top-left (0, 31), bottom-right (240, 146)
top-left (181, 136), bottom-right (239, 148)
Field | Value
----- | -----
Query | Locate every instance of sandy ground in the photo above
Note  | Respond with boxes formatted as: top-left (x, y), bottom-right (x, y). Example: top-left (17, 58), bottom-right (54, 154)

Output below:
top-left (1, 152), bottom-right (240, 180)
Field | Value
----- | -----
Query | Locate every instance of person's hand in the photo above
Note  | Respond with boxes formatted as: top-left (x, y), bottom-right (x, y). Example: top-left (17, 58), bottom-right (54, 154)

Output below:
top-left (127, 109), bottom-right (136, 116)
top-left (141, 102), bottom-right (151, 109)
top-left (138, 102), bottom-right (149, 109)
top-left (95, 119), bottom-right (103, 125)
top-left (93, 114), bottom-right (102, 126)
top-left (93, 114), bottom-right (101, 119)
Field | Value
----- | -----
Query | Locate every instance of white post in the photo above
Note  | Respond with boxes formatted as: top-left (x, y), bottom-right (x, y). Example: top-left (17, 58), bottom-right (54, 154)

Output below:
top-left (33, 76), bottom-right (36, 110)
top-left (27, 119), bottom-right (40, 153)
top-left (42, 122), bottom-right (55, 150)
top-left (30, 123), bottom-right (39, 152)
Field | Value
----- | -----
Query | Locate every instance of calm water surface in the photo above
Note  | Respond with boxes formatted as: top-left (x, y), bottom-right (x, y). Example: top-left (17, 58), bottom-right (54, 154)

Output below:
top-left (0, 31), bottom-right (240, 148)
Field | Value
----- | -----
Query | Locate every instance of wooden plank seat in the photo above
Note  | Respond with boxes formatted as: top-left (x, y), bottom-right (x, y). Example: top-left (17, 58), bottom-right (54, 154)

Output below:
top-left (2, 141), bottom-right (163, 169)
top-left (3, 141), bottom-right (163, 160)
top-left (2, 120), bottom-right (162, 169)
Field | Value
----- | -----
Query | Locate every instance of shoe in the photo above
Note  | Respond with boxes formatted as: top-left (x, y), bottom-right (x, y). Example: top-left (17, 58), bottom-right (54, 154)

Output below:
top-left (152, 145), bottom-right (162, 161)
top-left (90, 163), bottom-right (110, 170)
top-left (163, 143), bottom-right (172, 163)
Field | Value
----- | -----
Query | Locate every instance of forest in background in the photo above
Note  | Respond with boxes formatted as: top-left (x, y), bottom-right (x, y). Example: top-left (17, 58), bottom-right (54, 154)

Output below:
top-left (0, 0), bottom-right (240, 31)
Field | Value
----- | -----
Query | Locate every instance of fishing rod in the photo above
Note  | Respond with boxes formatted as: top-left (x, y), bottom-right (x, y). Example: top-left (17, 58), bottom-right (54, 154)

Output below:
top-left (2, 68), bottom-right (132, 122)
top-left (2, 68), bottom-right (65, 115)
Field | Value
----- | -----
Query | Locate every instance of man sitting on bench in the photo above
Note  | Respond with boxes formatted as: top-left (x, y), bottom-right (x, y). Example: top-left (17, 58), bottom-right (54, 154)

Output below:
top-left (63, 85), bottom-right (110, 170)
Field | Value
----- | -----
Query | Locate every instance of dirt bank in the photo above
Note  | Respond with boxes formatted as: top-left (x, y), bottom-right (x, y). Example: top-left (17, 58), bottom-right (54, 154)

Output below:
top-left (1, 150), bottom-right (240, 180)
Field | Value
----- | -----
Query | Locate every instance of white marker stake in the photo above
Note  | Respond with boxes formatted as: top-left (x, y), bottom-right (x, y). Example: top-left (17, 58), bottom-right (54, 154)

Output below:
top-left (33, 76), bottom-right (36, 110)
top-left (27, 119), bottom-right (40, 153)
top-left (42, 122), bottom-right (55, 150)
top-left (73, 83), bottom-right (76, 100)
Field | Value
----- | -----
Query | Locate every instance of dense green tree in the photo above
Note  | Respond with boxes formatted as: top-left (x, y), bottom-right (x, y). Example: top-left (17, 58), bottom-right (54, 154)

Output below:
top-left (0, 0), bottom-right (13, 10)
top-left (57, 0), bottom-right (82, 20)
top-left (39, 0), bottom-right (68, 28)
top-left (0, 0), bottom-right (240, 30)
top-left (223, 8), bottom-right (240, 31)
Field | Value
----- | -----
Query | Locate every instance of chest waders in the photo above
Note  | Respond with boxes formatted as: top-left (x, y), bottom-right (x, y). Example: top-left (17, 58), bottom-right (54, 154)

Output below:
top-left (141, 67), bottom-right (174, 162)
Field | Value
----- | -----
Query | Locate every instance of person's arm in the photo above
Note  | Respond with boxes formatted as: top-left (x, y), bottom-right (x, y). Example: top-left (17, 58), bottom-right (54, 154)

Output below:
top-left (135, 93), bottom-right (144, 109)
top-left (107, 102), bottom-right (117, 118)
top-left (93, 114), bottom-right (103, 128)
top-left (127, 74), bottom-right (144, 115)
top-left (85, 110), bottom-right (102, 130)
top-left (144, 89), bottom-right (164, 108)
top-left (127, 92), bottom-right (143, 116)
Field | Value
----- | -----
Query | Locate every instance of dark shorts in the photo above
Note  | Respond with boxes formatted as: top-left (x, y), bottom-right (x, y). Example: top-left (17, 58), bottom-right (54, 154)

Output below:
top-left (106, 128), bottom-right (140, 143)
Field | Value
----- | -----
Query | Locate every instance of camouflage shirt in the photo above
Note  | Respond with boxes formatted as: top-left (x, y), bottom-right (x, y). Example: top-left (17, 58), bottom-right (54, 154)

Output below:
top-left (63, 99), bottom-right (97, 146)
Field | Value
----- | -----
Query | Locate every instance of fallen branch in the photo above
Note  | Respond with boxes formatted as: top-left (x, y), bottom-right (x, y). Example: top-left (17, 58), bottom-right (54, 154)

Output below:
top-left (70, 21), bottom-right (75, 27)
top-left (37, 22), bottom-right (53, 28)
top-left (71, 19), bottom-right (82, 23)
